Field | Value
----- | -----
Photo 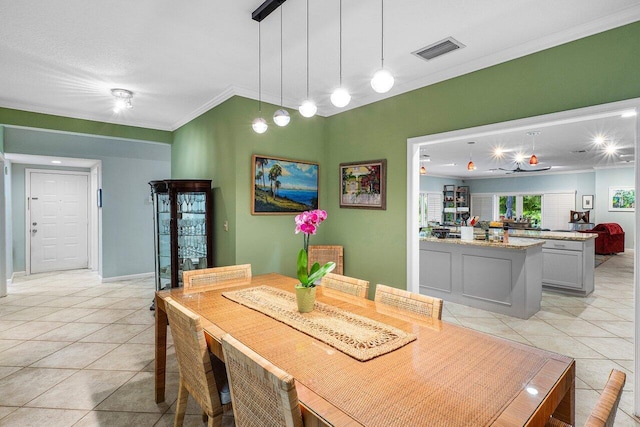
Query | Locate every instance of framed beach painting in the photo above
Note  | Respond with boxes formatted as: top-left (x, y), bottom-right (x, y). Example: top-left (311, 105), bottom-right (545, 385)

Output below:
top-left (609, 187), bottom-right (635, 211)
top-left (252, 155), bottom-right (319, 215)
top-left (339, 159), bottom-right (387, 210)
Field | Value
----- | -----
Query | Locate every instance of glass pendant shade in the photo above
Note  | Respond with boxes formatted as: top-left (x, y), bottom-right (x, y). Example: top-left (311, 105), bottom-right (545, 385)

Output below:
top-left (252, 117), bottom-right (268, 134)
top-left (371, 69), bottom-right (394, 93)
top-left (299, 100), bottom-right (317, 118)
top-left (420, 165), bottom-right (426, 175)
top-left (467, 161), bottom-right (475, 171)
top-left (273, 109), bottom-right (290, 126)
top-left (529, 154), bottom-right (539, 165)
top-left (331, 87), bottom-right (351, 108)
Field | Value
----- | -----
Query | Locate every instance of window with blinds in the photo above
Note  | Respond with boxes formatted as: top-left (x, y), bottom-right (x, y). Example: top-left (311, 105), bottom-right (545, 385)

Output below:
top-left (542, 192), bottom-right (575, 230)
top-left (470, 194), bottom-right (494, 221)
top-left (419, 192), bottom-right (443, 226)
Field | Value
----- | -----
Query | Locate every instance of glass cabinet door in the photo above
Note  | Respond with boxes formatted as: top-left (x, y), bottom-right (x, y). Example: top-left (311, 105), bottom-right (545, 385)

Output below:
top-left (156, 192), bottom-right (171, 291)
top-left (176, 190), bottom-right (209, 287)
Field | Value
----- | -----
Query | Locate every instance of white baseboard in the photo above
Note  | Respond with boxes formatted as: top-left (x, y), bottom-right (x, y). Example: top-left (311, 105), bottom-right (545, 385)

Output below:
top-left (102, 272), bottom-right (154, 283)
top-left (11, 271), bottom-right (26, 281)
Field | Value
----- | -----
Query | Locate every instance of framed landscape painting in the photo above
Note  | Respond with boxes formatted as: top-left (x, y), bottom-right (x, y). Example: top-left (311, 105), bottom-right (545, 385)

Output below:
top-left (252, 155), bottom-right (319, 215)
top-left (339, 159), bottom-right (387, 210)
top-left (609, 187), bottom-right (635, 212)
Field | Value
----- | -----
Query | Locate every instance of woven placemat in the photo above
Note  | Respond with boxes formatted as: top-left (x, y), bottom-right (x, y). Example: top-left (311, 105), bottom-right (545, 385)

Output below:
top-left (222, 286), bottom-right (416, 361)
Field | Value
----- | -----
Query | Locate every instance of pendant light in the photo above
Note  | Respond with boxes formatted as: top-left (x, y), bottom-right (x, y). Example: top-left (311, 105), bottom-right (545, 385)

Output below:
top-left (331, 0), bottom-right (351, 108)
top-left (528, 131), bottom-right (540, 165)
top-left (252, 21), bottom-right (268, 134)
top-left (370, 0), bottom-right (394, 93)
top-left (467, 141), bottom-right (476, 171)
top-left (273, 7), bottom-right (291, 126)
top-left (298, 0), bottom-right (317, 118)
top-left (420, 165), bottom-right (427, 175)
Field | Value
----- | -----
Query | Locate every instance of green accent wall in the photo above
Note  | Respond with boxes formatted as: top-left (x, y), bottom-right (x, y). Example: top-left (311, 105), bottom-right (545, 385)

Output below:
top-left (0, 125), bottom-right (4, 153)
top-left (322, 22), bottom-right (640, 294)
top-left (0, 107), bottom-right (172, 144)
top-left (172, 96), bottom-right (327, 277)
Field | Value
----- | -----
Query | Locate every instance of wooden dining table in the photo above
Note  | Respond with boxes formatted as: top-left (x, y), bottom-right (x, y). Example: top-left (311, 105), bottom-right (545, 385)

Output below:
top-left (155, 273), bottom-right (575, 426)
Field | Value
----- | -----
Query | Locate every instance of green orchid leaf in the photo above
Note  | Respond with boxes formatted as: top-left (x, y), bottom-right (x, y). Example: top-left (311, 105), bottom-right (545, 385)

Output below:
top-left (307, 261), bottom-right (336, 284)
top-left (309, 262), bottom-right (320, 276)
top-left (297, 249), bottom-right (309, 284)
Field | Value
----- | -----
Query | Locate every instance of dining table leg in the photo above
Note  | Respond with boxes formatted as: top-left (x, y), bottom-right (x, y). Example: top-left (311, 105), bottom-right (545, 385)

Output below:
top-left (155, 294), bottom-right (167, 403)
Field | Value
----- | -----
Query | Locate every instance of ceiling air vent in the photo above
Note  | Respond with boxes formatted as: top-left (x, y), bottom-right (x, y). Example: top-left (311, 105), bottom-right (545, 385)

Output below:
top-left (412, 37), bottom-right (465, 61)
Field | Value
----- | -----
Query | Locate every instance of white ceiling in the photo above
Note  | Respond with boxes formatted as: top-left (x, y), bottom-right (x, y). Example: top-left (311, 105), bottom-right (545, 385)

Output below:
top-left (1, 1), bottom-right (639, 131)
top-left (419, 111), bottom-right (637, 179)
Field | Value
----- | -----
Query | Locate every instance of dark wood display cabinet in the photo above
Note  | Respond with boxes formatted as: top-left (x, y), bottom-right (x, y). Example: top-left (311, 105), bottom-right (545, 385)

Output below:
top-left (149, 180), bottom-right (213, 298)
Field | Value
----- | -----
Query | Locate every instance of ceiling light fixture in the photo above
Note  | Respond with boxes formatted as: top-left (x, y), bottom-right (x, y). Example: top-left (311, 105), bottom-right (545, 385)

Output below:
top-left (111, 88), bottom-right (133, 113)
top-left (51, 160), bottom-right (62, 164)
top-left (467, 141), bottom-right (476, 171)
top-left (370, 0), bottom-right (394, 94)
top-left (298, 0), bottom-right (317, 118)
top-left (273, 7), bottom-right (290, 126)
top-left (621, 111), bottom-right (637, 118)
top-left (605, 144), bottom-right (618, 155)
top-left (331, 0), bottom-right (350, 108)
top-left (593, 135), bottom-right (605, 145)
top-left (527, 131), bottom-right (540, 165)
top-left (252, 21), bottom-right (268, 134)
top-left (420, 165), bottom-right (427, 175)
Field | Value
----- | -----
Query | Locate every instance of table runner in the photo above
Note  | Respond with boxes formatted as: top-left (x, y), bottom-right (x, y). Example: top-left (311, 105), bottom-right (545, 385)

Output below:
top-left (222, 285), bottom-right (416, 361)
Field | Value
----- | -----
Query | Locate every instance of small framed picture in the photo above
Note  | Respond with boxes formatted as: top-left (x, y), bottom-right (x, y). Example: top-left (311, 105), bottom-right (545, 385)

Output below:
top-left (339, 159), bottom-right (387, 210)
top-left (582, 194), bottom-right (593, 210)
top-left (608, 187), bottom-right (635, 212)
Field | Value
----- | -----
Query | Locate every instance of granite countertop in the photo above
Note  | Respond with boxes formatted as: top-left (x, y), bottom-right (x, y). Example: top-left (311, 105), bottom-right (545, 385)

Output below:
top-left (420, 236), bottom-right (545, 250)
top-left (508, 230), bottom-right (597, 241)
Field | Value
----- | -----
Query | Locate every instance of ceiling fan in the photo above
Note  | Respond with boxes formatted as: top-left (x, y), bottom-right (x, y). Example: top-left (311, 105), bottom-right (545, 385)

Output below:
top-left (499, 162), bottom-right (551, 173)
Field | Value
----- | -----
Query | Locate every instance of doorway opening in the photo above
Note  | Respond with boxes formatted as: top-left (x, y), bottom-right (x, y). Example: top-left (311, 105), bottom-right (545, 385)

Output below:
top-left (406, 98), bottom-right (640, 415)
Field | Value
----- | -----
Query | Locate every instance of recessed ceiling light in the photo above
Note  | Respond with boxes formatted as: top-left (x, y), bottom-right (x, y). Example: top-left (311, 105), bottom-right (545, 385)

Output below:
top-left (593, 135), bottom-right (605, 145)
top-left (515, 154), bottom-right (525, 163)
top-left (493, 148), bottom-right (504, 158)
top-left (51, 160), bottom-right (62, 164)
top-left (621, 111), bottom-right (637, 118)
top-left (605, 144), bottom-right (617, 155)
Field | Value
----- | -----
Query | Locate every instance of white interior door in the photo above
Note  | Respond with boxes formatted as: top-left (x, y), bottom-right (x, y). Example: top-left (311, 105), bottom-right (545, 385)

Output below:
top-left (28, 171), bottom-right (89, 274)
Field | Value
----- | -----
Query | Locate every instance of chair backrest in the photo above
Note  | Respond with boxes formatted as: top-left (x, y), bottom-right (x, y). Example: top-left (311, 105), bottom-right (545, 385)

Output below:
top-left (321, 273), bottom-right (369, 299)
top-left (183, 264), bottom-right (252, 290)
top-left (374, 284), bottom-right (443, 320)
top-left (164, 297), bottom-right (220, 413)
top-left (308, 245), bottom-right (343, 275)
top-left (221, 334), bottom-right (303, 427)
top-left (584, 369), bottom-right (626, 427)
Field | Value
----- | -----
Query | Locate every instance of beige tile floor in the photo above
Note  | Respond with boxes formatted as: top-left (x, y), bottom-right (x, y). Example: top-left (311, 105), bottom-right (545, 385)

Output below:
top-left (0, 252), bottom-right (638, 426)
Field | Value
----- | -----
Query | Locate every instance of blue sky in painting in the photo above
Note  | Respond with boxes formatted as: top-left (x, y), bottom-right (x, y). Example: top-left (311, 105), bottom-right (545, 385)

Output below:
top-left (256, 158), bottom-right (318, 191)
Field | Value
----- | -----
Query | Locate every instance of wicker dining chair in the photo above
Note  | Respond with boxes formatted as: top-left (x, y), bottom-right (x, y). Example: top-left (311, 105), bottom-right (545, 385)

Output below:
top-left (164, 297), bottom-right (231, 427)
top-left (183, 264), bottom-right (252, 290)
top-left (374, 284), bottom-right (443, 320)
top-left (546, 369), bottom-right (626, 427)
top-left (308, 245), bottom-right (343, 275)
top-left (321, 273), bottom-right (369, 299)
top-left (221, 334), bottom-right (304, 427)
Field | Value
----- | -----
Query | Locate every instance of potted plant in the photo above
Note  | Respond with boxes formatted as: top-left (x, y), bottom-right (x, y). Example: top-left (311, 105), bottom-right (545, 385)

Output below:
top-left (294, 209), bottom-right (336, 312)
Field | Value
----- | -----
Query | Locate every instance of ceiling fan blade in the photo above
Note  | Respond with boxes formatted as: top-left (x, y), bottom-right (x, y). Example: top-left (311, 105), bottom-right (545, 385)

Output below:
top-left (517, 166), bottom-right (552, 172)
top-left (498, 167), bottom-right (515, 171)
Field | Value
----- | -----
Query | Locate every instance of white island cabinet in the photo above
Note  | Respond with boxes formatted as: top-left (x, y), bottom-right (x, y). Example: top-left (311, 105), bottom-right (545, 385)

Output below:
top-left (419, 237), bottom-right (544, 319)
top-left (509, 231), bottom-right (597, 296)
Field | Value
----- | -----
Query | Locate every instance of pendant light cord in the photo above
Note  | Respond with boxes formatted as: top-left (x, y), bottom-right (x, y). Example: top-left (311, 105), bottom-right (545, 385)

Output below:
top-left (339, 0), bottom-right (342, 87)
top-left (280, 7), bottom-right (283, 107)
top-left (306, 0), bottom-right (309, 99)
top-left (258, 21), bottom-right (262, 113)
top-left (381, 0), bottom-right (384, 68)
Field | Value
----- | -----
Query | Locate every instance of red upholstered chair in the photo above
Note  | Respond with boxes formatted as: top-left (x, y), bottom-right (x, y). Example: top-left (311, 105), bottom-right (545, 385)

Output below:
top-left (580, 223), bottom-right (625, 255)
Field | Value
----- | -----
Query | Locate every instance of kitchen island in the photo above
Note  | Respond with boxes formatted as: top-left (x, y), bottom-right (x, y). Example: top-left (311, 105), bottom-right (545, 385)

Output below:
top-left (419, 237), bottom-right (544, 319)
top-left (509, 230), bottom-right (597, 296)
